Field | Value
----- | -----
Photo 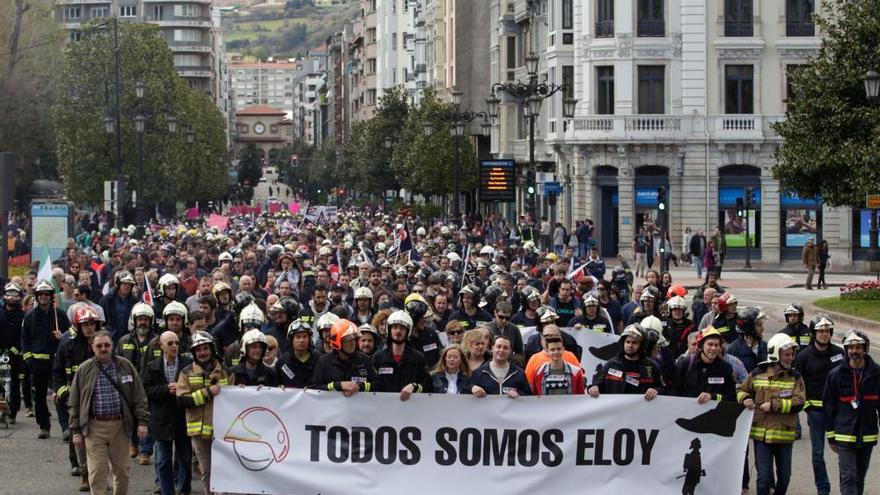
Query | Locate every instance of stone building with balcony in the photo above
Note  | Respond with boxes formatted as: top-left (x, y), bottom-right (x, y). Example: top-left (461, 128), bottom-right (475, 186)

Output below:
top-left (56, 0), bottom-right (224, 102)
top-left (487, 0), bottom-right (861, 265)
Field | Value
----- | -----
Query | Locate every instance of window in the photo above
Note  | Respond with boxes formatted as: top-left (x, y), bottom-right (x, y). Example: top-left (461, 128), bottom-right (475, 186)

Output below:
top-left (506, 36), bottom-right (517, 81)
top-left (70, 31), bottom-right (81, 42)
top-left (270, 124), bottom-right (278, 134)
top-left (596, 0), bottom-right (613, 37)
top-left (597, 66), bottom-right (614, 115)
top-left (367, 89), bottom-right (377, 105)
top-left (367, 58), bottom-right (377, 74)
top-left (562, 0), bottom-right (573, 29)
top-left (785, 64), bottom-right (805, 102)
top-left (786, 0), bottom-right (814, 36)
top-left (392, 32), bottom-right (397, 51)
top-left (638, 66), bottom-right (665, 114)
top-left (152, 5), bottom-right (163, 20)
top-left (90, 7), bottom-right (108, 18)
top-left (174, 4), bottom-right (200, 17)
top-left (174, 54), bottom-right (202, 67)
top-left (173, 29), bottom-right (201, 42)
top-left (64, 6), bottom-right (81, 19)
top-left (637, 0), bottom-right (664, 37)
top-left (725, 65), bottom-right (754, 114)
top-left (562, 65), bottom-right (574, 98)
top-left (119, 5), bottom-right (136, 17)
top-left (367, 28), bottom-right (377, 44)
top-left (240, 124), bottom-right (249, 134)
top-left (724, 0), bottom-right (752, 37)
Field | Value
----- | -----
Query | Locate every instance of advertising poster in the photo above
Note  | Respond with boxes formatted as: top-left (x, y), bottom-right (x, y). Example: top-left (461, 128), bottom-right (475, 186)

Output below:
top-left (722, 209), bottom-right (756, 248)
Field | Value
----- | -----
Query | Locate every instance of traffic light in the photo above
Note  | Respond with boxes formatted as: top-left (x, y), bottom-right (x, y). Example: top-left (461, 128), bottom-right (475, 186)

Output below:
top-left (736, 197), bottom-right (745, 218)
top-left (746, 186), bottom-right (757, 208)
top-left (657, 186), bottom-right (666, 211)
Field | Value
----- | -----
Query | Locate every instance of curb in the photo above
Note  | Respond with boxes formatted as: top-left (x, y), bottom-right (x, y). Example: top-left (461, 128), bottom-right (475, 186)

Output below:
top-left (803, 301), bottom-right (880, 336)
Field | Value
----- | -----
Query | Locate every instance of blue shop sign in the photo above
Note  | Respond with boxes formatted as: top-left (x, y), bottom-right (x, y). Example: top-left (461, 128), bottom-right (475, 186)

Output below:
top-left (719, 187), bottom-right (761, 207)
top-left (780, 192), bottom-right (821, 207)
top-left (635, 187), bottom-right (661, 207)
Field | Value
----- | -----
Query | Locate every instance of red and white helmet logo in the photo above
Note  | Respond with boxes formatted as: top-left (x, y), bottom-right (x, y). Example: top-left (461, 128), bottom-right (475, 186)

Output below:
top-left (223, 407), bottom-right (290, 471)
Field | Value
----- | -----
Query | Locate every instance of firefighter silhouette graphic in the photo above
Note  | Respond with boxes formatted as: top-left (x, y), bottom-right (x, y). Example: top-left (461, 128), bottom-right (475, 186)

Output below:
top-left (679, 438), bottom-right (706, 494)
top-left (223, 407), bottom-right (290, 471)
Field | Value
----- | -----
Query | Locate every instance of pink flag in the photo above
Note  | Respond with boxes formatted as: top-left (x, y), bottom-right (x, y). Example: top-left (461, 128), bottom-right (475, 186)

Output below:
top-left (185, 207), bottom-right (199, 220)
top-left (288, 201), bottom-right (300, 214)
top-left (207, 213), bottom-right (229, 230)
top-left (268, 202), bottom-right (281, 214)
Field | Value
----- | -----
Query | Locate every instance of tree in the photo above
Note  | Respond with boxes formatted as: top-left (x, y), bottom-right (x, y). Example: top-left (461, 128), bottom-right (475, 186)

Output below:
top-left (0, 0), bottom-right (65, 191)
top-left (238, 144), bottom-right (262, 188)
top-left (54, 22), bottom-right (227, 206)
top-left (772, 0), bottom-right (880, 207)
top-left (392, 89), bottom-right (477, 197)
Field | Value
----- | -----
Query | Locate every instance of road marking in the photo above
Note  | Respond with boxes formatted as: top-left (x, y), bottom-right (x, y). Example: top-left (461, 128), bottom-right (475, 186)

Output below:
top-left (779, 273), bottom-right (794, 279)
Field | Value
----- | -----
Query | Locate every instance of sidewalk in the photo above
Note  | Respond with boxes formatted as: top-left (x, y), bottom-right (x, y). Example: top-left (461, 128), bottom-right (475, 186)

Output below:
top-left (633, 264), bottom-right (876, 291)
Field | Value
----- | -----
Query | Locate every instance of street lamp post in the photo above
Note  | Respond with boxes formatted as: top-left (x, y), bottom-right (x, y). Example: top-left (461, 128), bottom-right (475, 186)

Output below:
top-left (486, 63), bottom-right (577, 219)
top-left (423, 87), bottom-right (491, 221)
top-left (862, 70), bottom-right (880, 269)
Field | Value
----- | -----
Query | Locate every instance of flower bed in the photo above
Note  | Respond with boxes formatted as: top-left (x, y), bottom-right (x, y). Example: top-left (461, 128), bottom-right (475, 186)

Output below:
top-left (840, 280), bottom-right (880, 301)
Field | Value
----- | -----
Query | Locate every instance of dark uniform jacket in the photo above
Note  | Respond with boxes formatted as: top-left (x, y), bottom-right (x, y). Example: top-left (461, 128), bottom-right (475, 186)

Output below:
top-left (51, 330), bottom-right (93, 400)
top-left (21, 305), bottom-right (70, 363)
top-left (592, 354), bottom-right (663, 395)
top-left (371, 345), bottom-right (428, 393)
top-left (823, 355), bottom-right (880, 447)
top-left (230, 360), bottom-right (279, 387)
top-left (275, 352), bottom-right (317, 388)
top-left (142, 355), bottom-right (193, 440)
top-left (309, 351), bottom-right (377, 392)
top-left (671, 352), bottom-right (737, 402)
top-left (794, 343), bottom-right (846, 411)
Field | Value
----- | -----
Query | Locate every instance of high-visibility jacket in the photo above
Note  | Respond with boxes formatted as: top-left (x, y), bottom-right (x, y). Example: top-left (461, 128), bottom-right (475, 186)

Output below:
top-left (176, 359), bottom-right (232, 439)
top-left (823, 355), bottom-right (880, 447)
top-left (737, 364), bottom-right (806, 444)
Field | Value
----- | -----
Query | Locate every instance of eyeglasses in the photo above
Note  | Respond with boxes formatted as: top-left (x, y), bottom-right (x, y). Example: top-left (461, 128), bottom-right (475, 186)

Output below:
top-left (496, 314), bottom-right (510, 320)
top-left (166, 341), bottom-right (179, 346)
top-left (447, 330), bottom-right (463, 336)
top-left (268, 346), bottom-right (277, 351)
top-left (94, 343), bottom-right (112, 349)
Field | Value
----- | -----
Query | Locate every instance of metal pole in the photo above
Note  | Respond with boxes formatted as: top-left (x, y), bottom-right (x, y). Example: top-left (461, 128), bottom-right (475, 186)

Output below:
top-left (529, 113), bottom-right (536, 219)
top-left (454, 136), bottom-right (461, 221)
top-left (870, 209), bottom-right (879, 279)
top-left (0, 152), bottom-right (14, 281)
top-left (113, 17), bottom-right (124, 228)
top-left (660, 210), bottom-right (668, 273)
top-left (744, 206), bottom-right (752, 269)
top-left (137, 130), bottom-right (144, 225)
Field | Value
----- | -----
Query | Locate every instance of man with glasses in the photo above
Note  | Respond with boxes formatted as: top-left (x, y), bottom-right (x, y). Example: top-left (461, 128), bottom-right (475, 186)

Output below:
top-left (486, 301), bottom-right (524, 367)
top-left (69, 330), bottom-right (150, 495)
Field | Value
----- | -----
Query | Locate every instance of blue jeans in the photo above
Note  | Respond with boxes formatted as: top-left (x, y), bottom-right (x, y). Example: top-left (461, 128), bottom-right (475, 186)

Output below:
top-left (754, 440), bottom-right (792, 495)
top-left (838, 444), bottom-right (873, 495)
top-left (132, 429), bottom-right (154, 455)
top-left (155, 436), bottom-right (193, 495)
top-left (578, 241), bottom-right (590, 259)
top-left (807, 410), bottom-right (831, 494)
top-left (694, 256), bottom-right (704, 278)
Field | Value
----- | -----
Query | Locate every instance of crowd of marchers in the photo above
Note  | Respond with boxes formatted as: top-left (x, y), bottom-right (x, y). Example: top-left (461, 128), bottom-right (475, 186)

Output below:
top-left (0, 208), bottom-right (877, 495)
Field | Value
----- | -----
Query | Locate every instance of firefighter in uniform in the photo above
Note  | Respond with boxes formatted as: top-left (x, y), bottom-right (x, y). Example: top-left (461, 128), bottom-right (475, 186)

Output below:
top-left (824, 330), bottom-right (880, 495)
top-left (52, 306), bottom-right (100, 491)
top-left (738, 333), bottom-right (805, 495)
top-left (671, 327), bottom-right (736, 403)
top-left (144, 302), bottom-right (191, 371)
top-left (309, 319), bottom-right (377, 395)
top-left (275, 319), bottom-right (317, 388)
top-left (0, 282), bottom-right (29, 424)
top-left (176, 331), bottom-right (231, 494)
top-left (664, 295), bottom-right (696, 358)
top-left (231, 329), bottom-right (279, 386)
top-left (22, 280), bottom-right (70, 438)
top-left (588, 324), bottom-right (660, 400)
top-left (781, 303), bottom-right (811, 350)
top-left (116, 302), bottom-right (157, 463)
top-left (794, 314), bottom-right (844, 495)
top-left (222, 303), bottom-right (265, 368)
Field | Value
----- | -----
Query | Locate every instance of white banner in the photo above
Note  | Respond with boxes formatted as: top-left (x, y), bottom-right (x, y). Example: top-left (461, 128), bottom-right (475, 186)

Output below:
top-left (212, 388), bottom-right (752, 495)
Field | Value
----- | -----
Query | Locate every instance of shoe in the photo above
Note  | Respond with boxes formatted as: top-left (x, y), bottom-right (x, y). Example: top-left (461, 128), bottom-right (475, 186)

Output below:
top-left (139, 454), bottom-right (152, 465)
top-left (38, 429), bottom-right (49, 439)
top-left (25, 408), bottom-right (34, 417)
top-left (153, 485), bottom-right (161, 494)
top-left (79, 472), bottom-right (90, 492)
top-left (62, 430), bottom-right (70, 442)
top-left (675, 401), bottom-right (746, 438)
top-left (71, 466), bottom-right (81, 477)
top-left (9, 417), bottom-right (14, 425)
top-left (129, 446), bottom-right (138, 458)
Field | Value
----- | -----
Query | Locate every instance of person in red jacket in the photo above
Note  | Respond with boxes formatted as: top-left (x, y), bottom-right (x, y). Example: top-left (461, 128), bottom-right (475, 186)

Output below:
top-left (530, 338), bottom-right (585, 395)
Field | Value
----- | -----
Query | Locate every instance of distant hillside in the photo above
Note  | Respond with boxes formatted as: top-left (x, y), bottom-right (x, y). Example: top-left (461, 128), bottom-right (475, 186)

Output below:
top-left (221, 0), bottom-right (359, 58)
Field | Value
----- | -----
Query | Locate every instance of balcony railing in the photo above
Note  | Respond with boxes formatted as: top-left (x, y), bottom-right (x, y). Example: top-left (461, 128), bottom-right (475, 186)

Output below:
top-left (637, 19), bottom-right (664, 37)
top-left (573, 117), bottom-right (613, 132)
top-left (626, 116), bottom-right (680, 131)
top-left (724, 20), bottom-right (753, 37)
top-left (596, 20), bottom-right (614, 38)
top-left (786, 20), bottom-right (815, 37)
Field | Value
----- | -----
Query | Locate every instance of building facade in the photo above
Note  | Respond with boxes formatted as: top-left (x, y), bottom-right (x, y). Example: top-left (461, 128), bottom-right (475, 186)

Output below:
top-left (232, 105), bottom-right (293, 161)
top-left (57, 0), bottom-right (223, 101)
